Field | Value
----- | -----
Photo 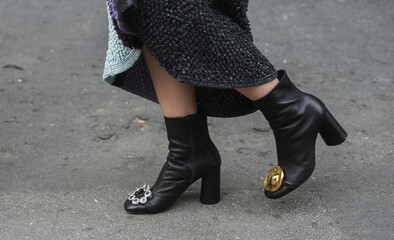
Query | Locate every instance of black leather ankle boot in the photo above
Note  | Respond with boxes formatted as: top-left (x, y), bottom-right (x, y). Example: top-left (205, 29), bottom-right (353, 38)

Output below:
top-left (124, 113), bottom-right (221, 214)
top-left (253, 70), bottom-right (347, 199)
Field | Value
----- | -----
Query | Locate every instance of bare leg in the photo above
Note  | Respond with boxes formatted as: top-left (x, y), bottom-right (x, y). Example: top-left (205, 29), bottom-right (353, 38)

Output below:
top-left (235, 78), bottom-right (279, 101)
top-left (142, 44), bottom-right (197, 117)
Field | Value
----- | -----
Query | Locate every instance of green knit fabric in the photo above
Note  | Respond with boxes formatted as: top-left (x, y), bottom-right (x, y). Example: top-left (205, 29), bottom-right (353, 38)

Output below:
top-left (103, 3), bottom-right (141, 85)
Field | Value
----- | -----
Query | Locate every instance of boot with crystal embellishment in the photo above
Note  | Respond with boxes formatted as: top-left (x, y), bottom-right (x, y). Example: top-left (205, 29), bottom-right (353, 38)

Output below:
top-left (253, 70), bottom-right (347, 199)
top-left (124, 113), bottom-right (221, 214)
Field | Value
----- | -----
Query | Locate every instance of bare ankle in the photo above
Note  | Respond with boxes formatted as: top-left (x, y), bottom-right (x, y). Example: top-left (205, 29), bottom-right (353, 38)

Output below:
top-left (235, 78), bottom-right (279, 101)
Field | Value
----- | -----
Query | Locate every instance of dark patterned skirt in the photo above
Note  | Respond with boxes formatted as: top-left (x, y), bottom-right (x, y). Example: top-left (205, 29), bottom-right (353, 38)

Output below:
top-left (107, 0), bottom-right (278, 117)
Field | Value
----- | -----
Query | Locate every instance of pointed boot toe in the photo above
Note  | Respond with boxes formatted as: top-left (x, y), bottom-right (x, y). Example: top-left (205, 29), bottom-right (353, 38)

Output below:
top-left (264, 179), bottom-right (300, 199)
top-left (265, 186), bottom-right (293, 199)
top-left (124, 199), bottom-right (152, 214)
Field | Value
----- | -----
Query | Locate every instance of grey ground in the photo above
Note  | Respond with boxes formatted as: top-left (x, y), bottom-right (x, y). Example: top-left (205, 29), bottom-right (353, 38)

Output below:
top-left (0, 0), bottom-right (393, 239)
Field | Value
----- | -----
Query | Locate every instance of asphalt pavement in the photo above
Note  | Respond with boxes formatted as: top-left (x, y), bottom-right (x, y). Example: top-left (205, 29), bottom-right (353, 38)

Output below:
top-left (0, 0), bottom-right (393, 239)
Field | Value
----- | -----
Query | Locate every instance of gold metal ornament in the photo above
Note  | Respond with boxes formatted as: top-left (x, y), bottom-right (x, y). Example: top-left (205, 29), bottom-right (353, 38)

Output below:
top-left (264, 166), bottom-right (284, 192)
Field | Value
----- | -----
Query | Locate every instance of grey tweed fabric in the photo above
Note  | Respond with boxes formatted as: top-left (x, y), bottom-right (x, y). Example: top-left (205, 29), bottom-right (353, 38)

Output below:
top-left (110, 0), bottom-right (278, 117)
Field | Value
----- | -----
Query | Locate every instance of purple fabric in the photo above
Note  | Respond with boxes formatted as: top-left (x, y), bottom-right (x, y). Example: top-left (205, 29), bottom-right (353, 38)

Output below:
top-left (117, 19), bottom-right (137, 36)
top-left (107, 0), bottom-right (118, 19)
top-left (109, 0), bottom-right (140, 36)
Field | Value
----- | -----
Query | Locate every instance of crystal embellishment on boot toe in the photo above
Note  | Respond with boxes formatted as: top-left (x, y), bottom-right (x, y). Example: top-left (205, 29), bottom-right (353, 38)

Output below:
top-left (128, 183), bottom-right (153, 205)
top-left (264, 166), bottom-right (284, 192)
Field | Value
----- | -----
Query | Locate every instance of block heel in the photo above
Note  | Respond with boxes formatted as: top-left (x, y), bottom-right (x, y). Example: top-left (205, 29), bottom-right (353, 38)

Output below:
top-left (200, 167), bottom-right (221, 205)
top-left (319, 109), bottom-right (347, 146)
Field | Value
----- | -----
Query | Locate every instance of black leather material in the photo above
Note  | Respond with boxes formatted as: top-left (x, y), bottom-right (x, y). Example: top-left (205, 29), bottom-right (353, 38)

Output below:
top-left (254, 70), bottom-right (347, 199)
top-left (124, 113), bottom-right (221, 214)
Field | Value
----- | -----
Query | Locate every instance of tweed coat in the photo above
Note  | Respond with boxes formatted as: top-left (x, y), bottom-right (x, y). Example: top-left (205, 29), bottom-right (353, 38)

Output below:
top-left (103, 0), bottom-right (278, 117)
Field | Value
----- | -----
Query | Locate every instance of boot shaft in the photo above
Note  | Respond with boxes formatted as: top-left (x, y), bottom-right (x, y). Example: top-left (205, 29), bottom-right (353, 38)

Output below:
top-left (164, 114), bottom-right (211, 151)
top-left (253, 70), bottom-right (306, 120)
top-left (164, 114), bottom-right (221, 178)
